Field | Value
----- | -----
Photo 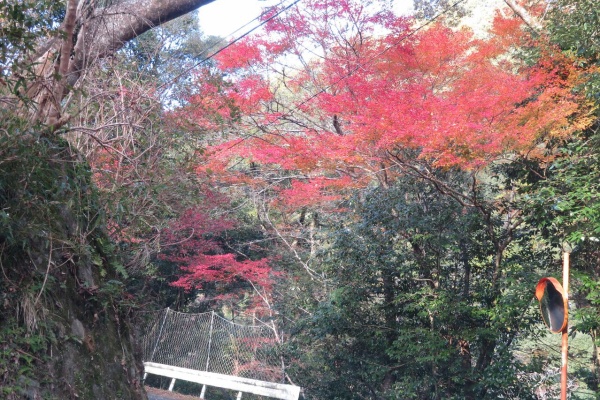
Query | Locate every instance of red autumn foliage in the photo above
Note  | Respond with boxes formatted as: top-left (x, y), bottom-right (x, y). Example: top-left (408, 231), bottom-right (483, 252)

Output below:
top-left (159, 205), bottom-right (273, 295)
top-left (171, 253), bottom-right (272, 292)
top-left (178, 0), bottom-right (590, 210)
top-left (216, 38), bottom-right (265, 71)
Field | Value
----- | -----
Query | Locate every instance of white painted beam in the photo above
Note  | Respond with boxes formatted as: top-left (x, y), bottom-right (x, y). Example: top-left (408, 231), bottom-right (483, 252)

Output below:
top-left (143, 362), bottom-right (300, 400)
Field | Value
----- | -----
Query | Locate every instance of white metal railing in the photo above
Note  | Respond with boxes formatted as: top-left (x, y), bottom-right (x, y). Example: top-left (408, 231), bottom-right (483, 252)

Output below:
top-left (143, 362), bottom-right (301, 400)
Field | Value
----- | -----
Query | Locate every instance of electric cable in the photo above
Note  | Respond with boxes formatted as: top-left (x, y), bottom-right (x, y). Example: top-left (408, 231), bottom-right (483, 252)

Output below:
top-left (281, 0), bottom-right (469, 119)
top-left (213, 0), bottom-right (470, 152)
top-left (158, 0), bottom-right (301, 91)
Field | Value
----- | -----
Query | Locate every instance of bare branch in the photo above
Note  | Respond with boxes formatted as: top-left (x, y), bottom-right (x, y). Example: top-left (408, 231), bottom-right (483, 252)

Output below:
top-left (503, 0), bottom-right (542, 31)
top-left (69, 0), bottom-right (216, 87)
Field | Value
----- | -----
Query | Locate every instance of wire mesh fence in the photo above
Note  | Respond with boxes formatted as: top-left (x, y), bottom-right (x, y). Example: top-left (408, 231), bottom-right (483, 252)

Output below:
top-left (138, 308), bottom-right (284, 383)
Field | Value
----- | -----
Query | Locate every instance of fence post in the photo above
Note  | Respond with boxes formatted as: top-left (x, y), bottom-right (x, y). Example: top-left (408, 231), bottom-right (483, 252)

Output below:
top-left (168, 378), bottom-right (176, 391)
top-left (150, 308), bottom-right (170, 363)
top-left (205, 311), bottom-right (215, 372)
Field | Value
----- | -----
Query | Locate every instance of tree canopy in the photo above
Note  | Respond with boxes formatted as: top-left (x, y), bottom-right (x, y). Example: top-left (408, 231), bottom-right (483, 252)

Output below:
top-left (2, 0), bottom-right (600, 399)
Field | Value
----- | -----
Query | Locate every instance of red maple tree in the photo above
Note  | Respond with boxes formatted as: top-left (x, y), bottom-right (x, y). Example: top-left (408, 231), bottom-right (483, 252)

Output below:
top-left (158, 198), bottom-right (274, 310)
top-left (174, 0), bottom-right (590, 209)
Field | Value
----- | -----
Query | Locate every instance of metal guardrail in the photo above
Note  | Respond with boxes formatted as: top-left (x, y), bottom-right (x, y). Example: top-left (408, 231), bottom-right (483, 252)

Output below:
top-left (143, 362), bottom-right (301, 400)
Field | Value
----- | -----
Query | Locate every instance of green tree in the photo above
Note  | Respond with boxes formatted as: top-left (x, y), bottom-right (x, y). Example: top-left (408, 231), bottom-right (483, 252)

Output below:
top-left (285, 172), bottom-right (547, 399)
top-left (516, 0), bottom-right (600, 390)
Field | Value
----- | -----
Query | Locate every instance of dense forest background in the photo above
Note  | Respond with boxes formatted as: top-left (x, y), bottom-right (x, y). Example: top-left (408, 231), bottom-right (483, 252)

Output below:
top-left (1, 0), bottom-right (600, 399)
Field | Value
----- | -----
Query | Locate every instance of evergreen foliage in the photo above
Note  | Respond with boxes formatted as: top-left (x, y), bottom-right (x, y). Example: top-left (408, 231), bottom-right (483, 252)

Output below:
top-left (284, 174), bottom-right (548, 399)
top-left (0, 118), bottom-right (142, 398)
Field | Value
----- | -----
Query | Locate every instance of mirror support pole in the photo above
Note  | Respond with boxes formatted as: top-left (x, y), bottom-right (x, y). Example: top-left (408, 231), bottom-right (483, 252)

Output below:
top-left (561, 251), bottom-right (570, 400)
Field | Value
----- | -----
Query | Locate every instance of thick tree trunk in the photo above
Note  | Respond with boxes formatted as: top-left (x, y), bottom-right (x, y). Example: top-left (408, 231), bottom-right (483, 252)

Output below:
top-left (68, 0), bottom-right (215, 86)
top-left (27, 0), bottom-right (215, 129)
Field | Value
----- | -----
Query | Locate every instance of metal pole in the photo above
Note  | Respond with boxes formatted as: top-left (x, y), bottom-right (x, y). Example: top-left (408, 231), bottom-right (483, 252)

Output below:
top-left (561, 251), bottom-right (570, 400)
top-left (205, 311), bottom-right (215, 372)
top-left (150, 308), bottom-right (170, 362)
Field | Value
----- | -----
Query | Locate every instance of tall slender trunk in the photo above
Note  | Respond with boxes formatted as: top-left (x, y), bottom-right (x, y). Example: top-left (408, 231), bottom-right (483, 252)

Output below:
top-left (460, 238), bottom-right (470, 298)
top-left (590, 329), bottom-right (600, 391)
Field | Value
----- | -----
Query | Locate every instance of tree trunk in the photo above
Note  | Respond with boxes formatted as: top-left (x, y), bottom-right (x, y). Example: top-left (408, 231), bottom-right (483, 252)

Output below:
top-left (590, 329), bottom-right (600, 391)
top-left (25, 0), bottom-right (215, 129)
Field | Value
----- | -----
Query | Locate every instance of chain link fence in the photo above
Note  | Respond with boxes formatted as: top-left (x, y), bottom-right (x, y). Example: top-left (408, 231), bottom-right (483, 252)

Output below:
top-left (138, 308), bottom-right (284, 383)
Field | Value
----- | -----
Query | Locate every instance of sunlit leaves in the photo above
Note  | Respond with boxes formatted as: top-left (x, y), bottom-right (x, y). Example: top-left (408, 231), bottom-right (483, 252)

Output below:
top-left (159, 206), bottom-right (274, 309)
top-left (179, 0), bottom-right (590, 213)
top-left (216, 38), bottom-right (265, 71)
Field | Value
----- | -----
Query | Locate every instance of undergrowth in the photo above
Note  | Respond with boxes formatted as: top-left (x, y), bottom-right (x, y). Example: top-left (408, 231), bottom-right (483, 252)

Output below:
top-left (0, 116), bottom-right (136, 397)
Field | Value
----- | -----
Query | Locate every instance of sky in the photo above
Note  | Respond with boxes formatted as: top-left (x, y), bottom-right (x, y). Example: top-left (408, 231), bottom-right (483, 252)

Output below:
top-left (197, 0), bottom-right (280, 38)
top-left (197, 0), bottom-right (415, 38)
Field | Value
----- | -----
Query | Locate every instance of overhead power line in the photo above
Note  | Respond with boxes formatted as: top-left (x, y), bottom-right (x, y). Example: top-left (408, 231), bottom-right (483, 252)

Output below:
top-left (287, 0), bottom-right (469, 116)
top-left (213, 0), bottom-right (470, 151)
top-left (159, 0), bottom-right (300, 91)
